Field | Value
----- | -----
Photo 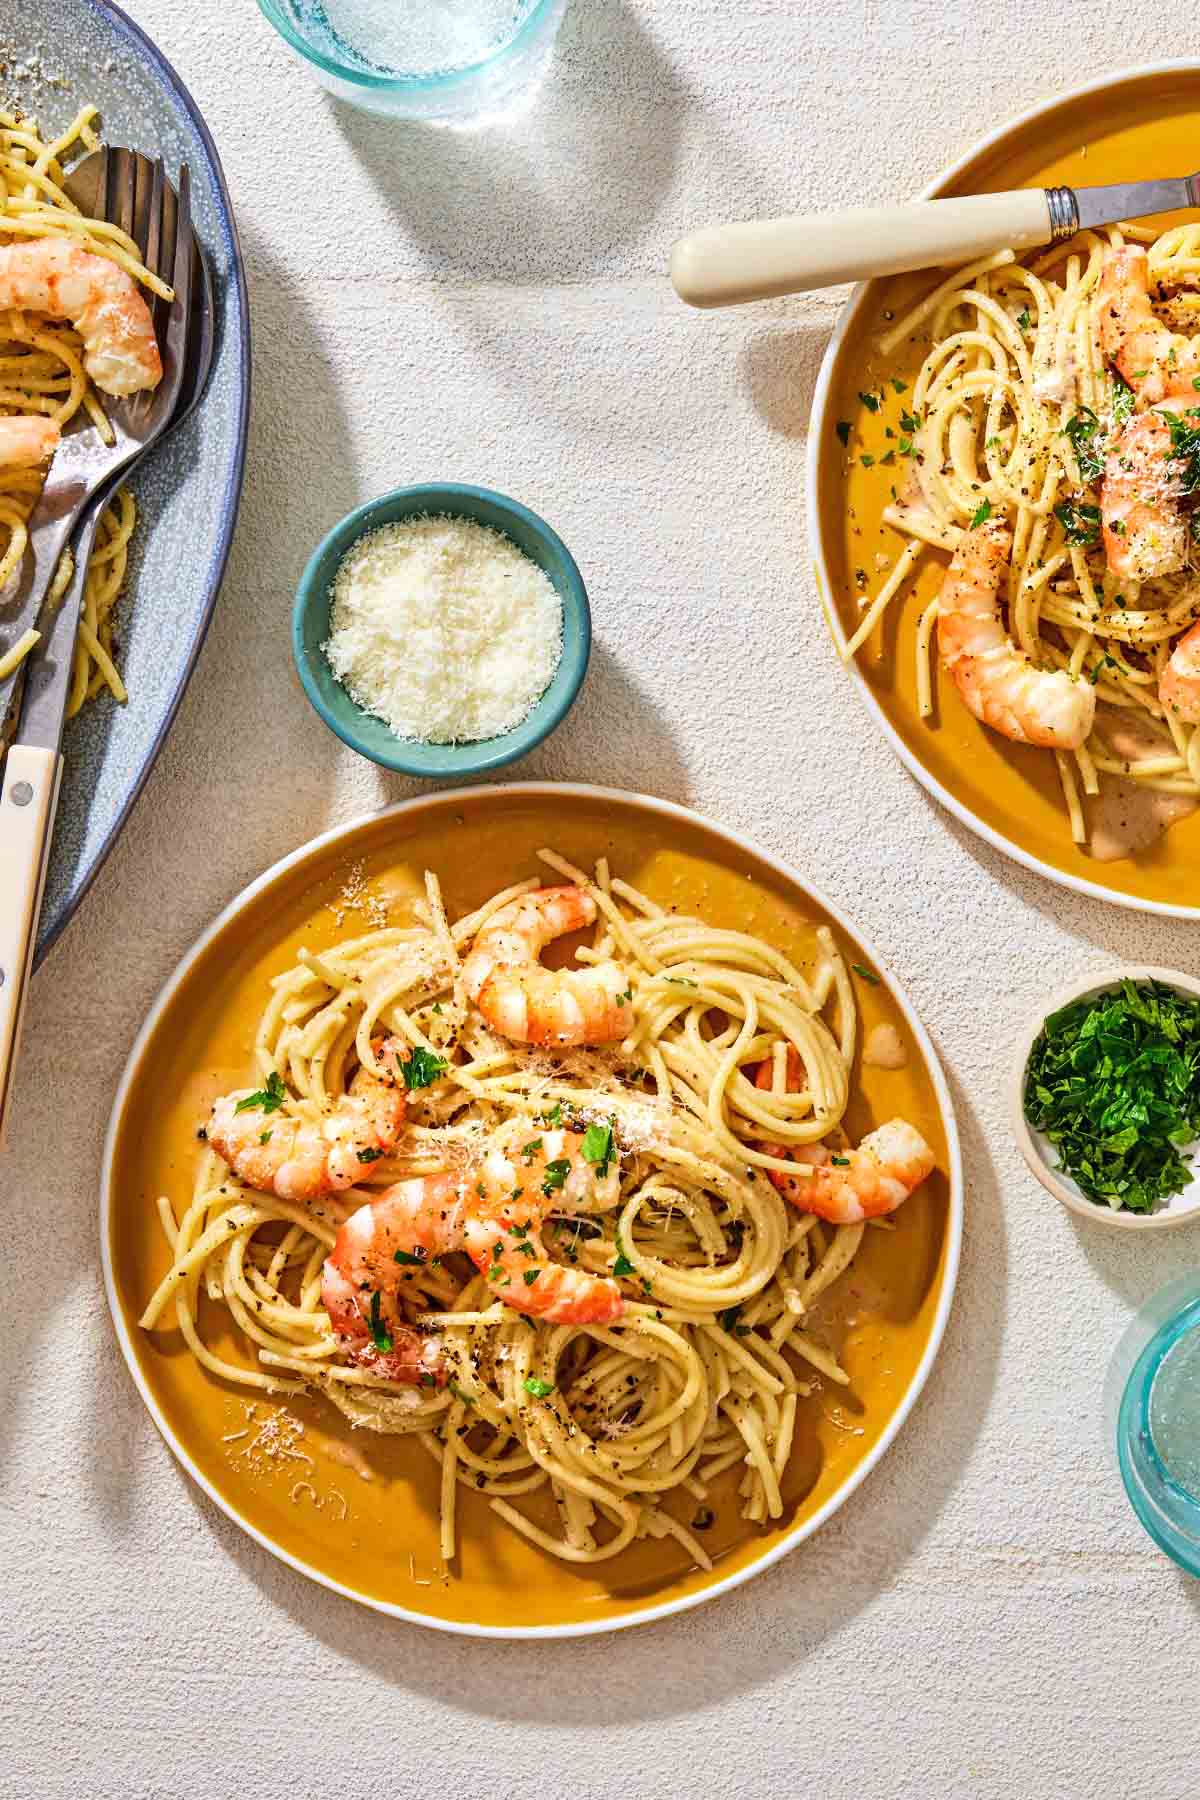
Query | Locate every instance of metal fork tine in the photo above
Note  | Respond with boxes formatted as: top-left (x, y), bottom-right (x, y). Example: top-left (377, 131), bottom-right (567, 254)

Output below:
top-left (163, 165), bottom-right (193, 403)
top-left (112, 146), bottom-right (136, 245)
top-left (143, 157), bottom-right (165, 287)
top-left (130, 152), bottom-right (154, 271)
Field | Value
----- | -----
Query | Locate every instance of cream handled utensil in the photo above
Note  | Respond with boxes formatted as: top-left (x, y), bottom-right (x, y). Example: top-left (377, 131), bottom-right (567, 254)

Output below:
top-left (0, 150), bottom-right (199, 1143)
top-left (670, 173), bottom-right (1200, 307)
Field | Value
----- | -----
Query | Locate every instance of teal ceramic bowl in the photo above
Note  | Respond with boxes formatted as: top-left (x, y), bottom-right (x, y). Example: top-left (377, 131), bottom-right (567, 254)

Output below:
top-left (292, 484), bottom-right (591, 778)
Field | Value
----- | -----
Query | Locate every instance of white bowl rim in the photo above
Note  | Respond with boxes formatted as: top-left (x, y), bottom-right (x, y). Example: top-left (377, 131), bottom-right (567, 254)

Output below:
top-left (1009, 963), bottom-right (1200, 1231)
top-left (806, 57), bottom-right (1200, 922)
top-left (99, 781), bottom-right (964, 1638)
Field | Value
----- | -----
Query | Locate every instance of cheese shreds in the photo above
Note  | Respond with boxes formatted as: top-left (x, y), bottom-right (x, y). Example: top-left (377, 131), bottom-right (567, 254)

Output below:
top-left (322, 514), bottom-right (564, 744)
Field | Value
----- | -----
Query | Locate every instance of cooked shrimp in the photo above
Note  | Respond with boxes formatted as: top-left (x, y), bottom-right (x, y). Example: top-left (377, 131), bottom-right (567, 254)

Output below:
top-left (937, 519), bottom-right (1095, 748)
top-left (1098, 246), bottom-right (1200, 406)
top-left (466, 1123), bottom-right (624, 1324)
top-left (1161, 620), bottom-right (1200, 724)
top-left (1101, 409), bottom-right (1189, 582)
top-left (0, 238), bottom-right (161, 396)
top-left (461, 885), bottom-right (632, 1048)
top-left (0, 416), bottom-right (59, 467)
top-left (321, 1173), bottom-right (463, 1385)
top-left (755, 1049), bottom-right (934, 1225)
top-left (207, 1038), bottom-right (408, 1203)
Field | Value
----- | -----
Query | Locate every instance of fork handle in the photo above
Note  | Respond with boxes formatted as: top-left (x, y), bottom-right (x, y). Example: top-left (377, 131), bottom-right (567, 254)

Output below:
top-left (0, 744), bottom-right (61, 1145)
top-left (669, 188), bottom-right (1054, 306)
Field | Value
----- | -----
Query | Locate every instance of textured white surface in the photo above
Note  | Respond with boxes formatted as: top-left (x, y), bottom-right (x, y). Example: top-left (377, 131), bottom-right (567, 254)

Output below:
top-left (4, 4), bottom-right (1200, 1795)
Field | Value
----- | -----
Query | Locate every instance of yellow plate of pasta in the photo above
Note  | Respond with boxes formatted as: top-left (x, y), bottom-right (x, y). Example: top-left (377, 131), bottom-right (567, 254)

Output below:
top-left (810, 62), bottom-right (1200, 915)
top-left (102, 785), bottom-right (960, 1636)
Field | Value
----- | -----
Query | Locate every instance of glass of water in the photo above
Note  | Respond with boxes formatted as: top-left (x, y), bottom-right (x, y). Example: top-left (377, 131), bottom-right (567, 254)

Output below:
top-left (257, 0), bottom-right (568, 123)
top-left (1106, 1274), bottom-right (1200, 1577)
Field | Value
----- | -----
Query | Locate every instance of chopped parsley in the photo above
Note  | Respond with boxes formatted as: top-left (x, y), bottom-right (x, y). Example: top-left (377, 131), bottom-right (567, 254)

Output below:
top-left (1111, 371), bottom-right (1135, 428)
top-left (448, 1382), bottom-right (475, 1407)
top-left (367, 1291), bottom-right (393, 1355)
top-left (541, 1157), bottom-right (571, 1196)
top-left (582, 1121), bottom-right (616, 1177)
top-left (259, 1130), bottom-right (273, 1145)
top-left (523, 1376), bottom-right (554, 1398)
top-left (612, 1231), bottom-right (635, 1279)
top-left (861, 453), bottom-right (875, 468)
top-left (899, 407), bottom-right (922, 436)
top-left (835, 420), bottom-right (851, 446)
top-left (521, 1137), bottom-right (544, 1163)
top-left (718, 1304), bottom-right (751, 1337)
top-left (970, 499), bottom-right (992, 528)
top-left (858, 389), bottom-right (880, 413)
top-left (890, 377), bottom-right (907, 394)
top-left (234, 1070), bottom-right (286, 1116)
top-left (539, 1102), bottom-right (563, 1127)
top-left (1017, 308), bottom-right (1031, 331)
top-left (357, 1146), bottom-right (384, 1164)
top-left (1063, 406), bottom-right (1105, 481)
top-left (851, 962), bottom-right (880, 985)
top-left (1162, 407), bottom-right (1200, 494)
top-left (668, 975), bottom-right (698, 989)
top-left (831, 1155), bottom-right (851, 1167)
top-left (1054, 498), bottom-right (1102, 546)
top-left (397, 1045), bottom-right (448, 1090)
top-left (393, 1247), bottom-right (425, 1265)
top-left (1024, 979), bottom-right (1200, 1214)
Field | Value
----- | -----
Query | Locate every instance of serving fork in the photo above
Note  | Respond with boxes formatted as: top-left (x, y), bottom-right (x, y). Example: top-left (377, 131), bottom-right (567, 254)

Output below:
top-left (0, 148), bottom-right (199, 1138)
top-left (670, 170), bottom-right (1200, 307)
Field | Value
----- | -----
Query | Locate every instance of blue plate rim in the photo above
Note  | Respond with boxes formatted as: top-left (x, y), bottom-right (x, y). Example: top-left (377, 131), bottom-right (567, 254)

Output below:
top-left (34, 0), bottom-right (252, 966)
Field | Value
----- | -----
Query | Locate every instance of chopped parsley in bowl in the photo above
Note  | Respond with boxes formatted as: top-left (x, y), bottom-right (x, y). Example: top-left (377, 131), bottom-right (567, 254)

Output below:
top-left (1013, 970), bottom-right (1200, 1230)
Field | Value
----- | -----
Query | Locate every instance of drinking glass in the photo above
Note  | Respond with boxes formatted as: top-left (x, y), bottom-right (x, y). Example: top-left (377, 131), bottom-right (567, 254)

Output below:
top-left (257, 0), bottom-right (568, 123)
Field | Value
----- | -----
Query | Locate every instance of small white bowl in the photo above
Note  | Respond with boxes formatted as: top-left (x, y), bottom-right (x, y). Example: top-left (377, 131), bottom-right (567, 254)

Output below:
top-left (1010, 966), bottom-right (1200, 1232)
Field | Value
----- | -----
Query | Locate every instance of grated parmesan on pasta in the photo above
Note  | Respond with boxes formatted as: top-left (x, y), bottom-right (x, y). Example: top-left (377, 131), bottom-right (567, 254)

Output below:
top-left (322, 513), bottom-right (564, 744)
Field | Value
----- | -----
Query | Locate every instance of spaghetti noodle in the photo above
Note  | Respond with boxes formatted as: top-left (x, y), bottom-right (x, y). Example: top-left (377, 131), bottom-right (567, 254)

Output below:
top-left (0, 104), bottom-right (162, 709)
top-left (141, 851), bottom-right (906, 1570)
top-left (843, 223), bottom-right (1200, 848)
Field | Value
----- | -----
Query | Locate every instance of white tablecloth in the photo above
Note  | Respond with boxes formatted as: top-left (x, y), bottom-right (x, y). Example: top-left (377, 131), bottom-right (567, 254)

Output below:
top-left (6, 4), bottom-right (1200, 1794)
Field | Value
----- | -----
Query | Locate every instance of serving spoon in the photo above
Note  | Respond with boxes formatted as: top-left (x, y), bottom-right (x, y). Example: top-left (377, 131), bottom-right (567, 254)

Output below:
top-left (670, 171), bottom-right (1200, 308)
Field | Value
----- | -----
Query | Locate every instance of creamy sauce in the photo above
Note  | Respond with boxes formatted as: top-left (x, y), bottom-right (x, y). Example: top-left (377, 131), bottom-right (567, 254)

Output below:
top-left (863, 1022), bottom-right (908, 1069)
top-left (1088, 705), bottom-right (1199, 862)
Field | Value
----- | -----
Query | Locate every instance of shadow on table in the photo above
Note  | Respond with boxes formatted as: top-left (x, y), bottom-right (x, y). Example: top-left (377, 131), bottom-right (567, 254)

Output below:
top-left (170, 1055), bottom-right (1000, 1719)
top-left (738, 316), bottom-right (840, 442)
top-left (327, 0), bottom-right (683, 285)
top-left (518, 637), bottom-right (693, 801)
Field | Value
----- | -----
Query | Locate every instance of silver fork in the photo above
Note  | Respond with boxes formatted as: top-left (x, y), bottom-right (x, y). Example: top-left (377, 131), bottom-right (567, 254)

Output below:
top-left (0, 148), bottom-right (197, 1138)
top-left (0, 148), bottom-right (193, 745)
top-left (22, 219), bottom-right (215, 721)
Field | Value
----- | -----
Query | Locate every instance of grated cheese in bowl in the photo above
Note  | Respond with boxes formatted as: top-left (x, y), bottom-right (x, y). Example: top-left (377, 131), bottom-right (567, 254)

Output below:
top-left (321, 513), bottom-right (564, 744)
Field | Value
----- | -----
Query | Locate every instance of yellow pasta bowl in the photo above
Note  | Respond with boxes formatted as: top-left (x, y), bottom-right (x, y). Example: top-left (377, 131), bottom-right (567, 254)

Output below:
top-left (809, 61), bottom-right (1200, 917)
top-left (100, 784), bottom-right (962, 1636)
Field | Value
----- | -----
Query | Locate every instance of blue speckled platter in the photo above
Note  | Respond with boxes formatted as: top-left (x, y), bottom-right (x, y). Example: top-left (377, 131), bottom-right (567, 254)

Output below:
top-left (8, 1), bottom-right (249, 962)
